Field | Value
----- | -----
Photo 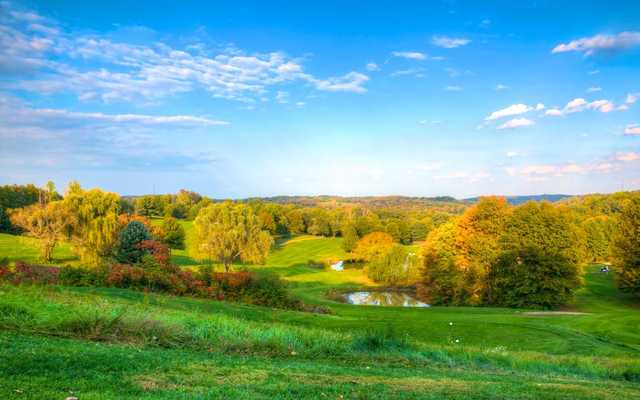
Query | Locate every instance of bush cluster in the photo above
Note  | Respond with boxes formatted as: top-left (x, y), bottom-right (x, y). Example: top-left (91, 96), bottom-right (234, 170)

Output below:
top-left (1, 241), bottom-right (302, 310)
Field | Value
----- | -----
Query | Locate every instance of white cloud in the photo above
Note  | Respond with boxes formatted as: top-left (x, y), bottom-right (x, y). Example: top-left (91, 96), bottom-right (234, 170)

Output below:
top-left (535, 103), bottom-right (545, 111)
top-left (506, 151), bottom-right (519, 158)
top-left (557, 97), bottom-right (616, 115)
top-left (626, 93), bottom-right (638, 104)
top-left (485, 104), bottom-right (533, 120)
top-left (587, 87), bottom-right (602, 93)
top-left (432, 36), bottom-right (471, 48)
top-left (545, 108), bottom-right (563, 117)
top-left (444, 85), bottom-right (462, 91)
top-left (625, 125), bottom-right (640, 135)
top-left (366, 62), bottom-right (379, 71)
top-left (275, 91), bottom-right (289, 103)
top-left (391, 51), bottom-right (427, 60)
top-left (616, 152), bottom-right (640, 162)
top-left (552, 31), bottom-right (640, 55)
top-left (0, 3), bottom-right (370, 102)
top-left (497, 117), bottom-right (534, 130)
top-left (390, 68), bottom-right (425, 78)
top-left (618, 104), bottom-right (630, 111)
top-left (495, 84), bottom-right (509, 91)
top-left (313, 72), bottom-right (369, 93)
top-left (588, 70), bottom-right (600, 75)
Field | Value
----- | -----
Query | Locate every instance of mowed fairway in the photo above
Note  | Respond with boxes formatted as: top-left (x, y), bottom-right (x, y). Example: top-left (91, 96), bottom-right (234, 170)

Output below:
top-left (1, 230), bottom-right (640, 399)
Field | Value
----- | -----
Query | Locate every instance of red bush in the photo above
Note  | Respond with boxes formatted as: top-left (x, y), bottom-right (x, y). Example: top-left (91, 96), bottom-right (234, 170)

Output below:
top-left (11, 262), bottom-right (60, 284)
top-left (137, 240), bottom-right (173, 270)
top-left (106, 264), bottom-right (145, 287)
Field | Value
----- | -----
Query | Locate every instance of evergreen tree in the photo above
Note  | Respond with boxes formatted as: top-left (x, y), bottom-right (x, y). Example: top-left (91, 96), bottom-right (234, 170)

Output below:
top-left (115, 221), bottom-right (151, 263)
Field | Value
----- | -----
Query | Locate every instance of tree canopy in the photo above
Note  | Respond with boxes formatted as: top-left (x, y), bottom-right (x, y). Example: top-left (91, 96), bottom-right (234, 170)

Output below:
top-left (192, 202), bottom-right (273, 271)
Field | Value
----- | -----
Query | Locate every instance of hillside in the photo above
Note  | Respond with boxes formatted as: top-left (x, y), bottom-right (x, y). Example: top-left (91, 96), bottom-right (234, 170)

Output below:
top-left (1, 232), bottom-right (640, 399)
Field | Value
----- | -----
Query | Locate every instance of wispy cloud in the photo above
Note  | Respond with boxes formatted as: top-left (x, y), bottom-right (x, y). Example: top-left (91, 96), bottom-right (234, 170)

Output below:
top-left (625, 125), bottom-right (640, 135)
top-left (444, 85), bottom-right (462, 91)
top-left (552, 31), bottom-right (640, 55)
top-left (366, 62), bottom-right (380, 71)
top-left (495, 84), bottom-right (509, 91)
top-left (497, 118), bottom-right (534, 130)
top-left (432, 35), bottom-right (471, 48)
top-left (0, 3), bottom-right (369, 103)
top-left (485, 104), bottom-right (535, 121)
top-left (391, 51), bottom-right (427, 60)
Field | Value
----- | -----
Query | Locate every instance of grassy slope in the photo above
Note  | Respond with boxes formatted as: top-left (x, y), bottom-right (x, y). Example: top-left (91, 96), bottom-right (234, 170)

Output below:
top-left (1, 230), bottom-right (640, 398)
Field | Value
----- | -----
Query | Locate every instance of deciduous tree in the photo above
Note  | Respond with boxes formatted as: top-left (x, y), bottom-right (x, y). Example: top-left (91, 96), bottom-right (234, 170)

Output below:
top-left (9, 201), bottom-right (75, 262)
top-left (192, 202), bottom-right (273, 272)
top-left (612, 198), bottom-right (640, 297)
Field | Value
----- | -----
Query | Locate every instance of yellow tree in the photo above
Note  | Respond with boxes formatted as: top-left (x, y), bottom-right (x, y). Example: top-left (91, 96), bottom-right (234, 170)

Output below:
top-left (352, 231), bottom-right (394, 262)
top-left (455, 196), bottom-right (512, 304)
top-left (192, 202), bottom-right (273, 272)
top-left (10, 201), bottom-right (75, 262)
top-left (63, 183), bottom-right (120, 266)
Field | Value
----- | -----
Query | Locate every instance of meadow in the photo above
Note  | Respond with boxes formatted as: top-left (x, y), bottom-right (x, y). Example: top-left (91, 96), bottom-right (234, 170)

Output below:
top-left (1, 225), bottom-right (640, 399)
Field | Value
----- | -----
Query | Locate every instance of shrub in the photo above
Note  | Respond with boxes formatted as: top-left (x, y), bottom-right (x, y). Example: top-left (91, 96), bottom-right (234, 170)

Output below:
top-left (352, 326), bottom-right (411, 352)
top-left (10, 262), bottom-right (60, 285)
top-left (59, 265), bottom-right (108, 286)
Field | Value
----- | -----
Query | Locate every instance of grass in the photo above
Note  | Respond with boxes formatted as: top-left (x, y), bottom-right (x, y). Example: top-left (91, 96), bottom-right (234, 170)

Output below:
top-left (1, 227), bottom-right (640, 398)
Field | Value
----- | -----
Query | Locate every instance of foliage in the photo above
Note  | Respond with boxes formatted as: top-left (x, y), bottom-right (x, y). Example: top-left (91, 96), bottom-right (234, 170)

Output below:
top-left (485, 247), bottom-right (581, 309)
top-left (63, 183), bottom-right (120, 266)
top-left (352, 231), bottom-right (394, 262)
top-left (501, 201), bottom-right (586, 265)
top-left (9, 201), bottom-right (75, 262)
top-left (341, 222), bottom-right (359, 252)
top-left (367, 243), bottom-right (420, 285)
top-left (192, 202), bottom-right (273, 271)
top-left (418, 220), bottom-right (465, 305)
top-left (0, 183), bottom-right (47, 233)
top-left (582, 215), bottom-right (615, 262)
top-left (114, 221), bottom-right (151, 264)
top-left (612, 198), bottom-right (640, 297)
top-left (160, 217), bottom-right (186, 249)
top-left (421, 198), bottom-right (586, 308)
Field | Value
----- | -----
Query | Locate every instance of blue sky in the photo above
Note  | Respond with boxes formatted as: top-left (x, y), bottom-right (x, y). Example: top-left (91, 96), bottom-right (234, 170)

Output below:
top-left (1, 0), bottom-right (639, 198)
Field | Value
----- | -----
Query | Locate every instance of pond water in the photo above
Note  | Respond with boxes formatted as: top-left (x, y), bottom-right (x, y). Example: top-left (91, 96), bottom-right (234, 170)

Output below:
top-left (344, 291), bottom-right (430, 307)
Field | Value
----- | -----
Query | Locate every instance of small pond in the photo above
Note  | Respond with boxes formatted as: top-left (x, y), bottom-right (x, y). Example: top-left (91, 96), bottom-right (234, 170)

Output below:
top-left (344, 291), bottom-right (430, 307)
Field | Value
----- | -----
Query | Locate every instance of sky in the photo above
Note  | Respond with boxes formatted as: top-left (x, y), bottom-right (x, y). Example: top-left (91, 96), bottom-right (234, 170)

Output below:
top-left (1, 0), bottom-right (639, 198)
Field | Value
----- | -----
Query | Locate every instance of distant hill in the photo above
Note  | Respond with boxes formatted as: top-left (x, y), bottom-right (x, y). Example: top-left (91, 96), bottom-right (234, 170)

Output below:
top-left (464, 194), bottom-right (573, 205)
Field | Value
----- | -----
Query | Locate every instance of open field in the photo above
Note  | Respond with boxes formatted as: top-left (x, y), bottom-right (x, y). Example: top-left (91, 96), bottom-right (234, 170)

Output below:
top-left (1, 231), bottom-right (640, 398)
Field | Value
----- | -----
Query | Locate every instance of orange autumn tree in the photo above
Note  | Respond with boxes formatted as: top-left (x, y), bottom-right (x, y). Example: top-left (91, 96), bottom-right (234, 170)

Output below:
top-left (420, 197), bottom-right (511, 305)
top-left (352, 231), bottom-right (394, 262)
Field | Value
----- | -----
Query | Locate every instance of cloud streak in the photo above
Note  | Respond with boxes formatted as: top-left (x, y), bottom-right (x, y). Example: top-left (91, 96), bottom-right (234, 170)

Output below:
top-left (552, 31), bottom-right (640, 55)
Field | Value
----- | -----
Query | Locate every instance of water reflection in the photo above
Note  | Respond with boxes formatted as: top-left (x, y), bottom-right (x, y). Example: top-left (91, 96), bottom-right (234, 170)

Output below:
top-left (344, 291), bottom-right (430, 307)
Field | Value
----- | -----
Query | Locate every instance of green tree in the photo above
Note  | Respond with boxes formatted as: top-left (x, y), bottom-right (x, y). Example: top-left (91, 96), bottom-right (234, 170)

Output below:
top-left (115, 221), bottom-right (151, 263)
top-left (367, 244), bottom-right (420, 285)
top-left (582, 216), bottom-right (615, 262)
top-left (419, 220), bottom-right (465, 305)
top-left (612, 198), bottom-right (640, 297)
top-left (341, 222), bottom-right (359, 252)
top-left (500, 201), bottom-right (585, 266)
top-left (161, 217), bottom-right (186, 249)
top-left (9, 201), bottom-right (75, 262)
top-left (485, 247), bottom-right (581, 309)
top-left (192, 202), bottom-right (273, 272)
top-left (63, 183), bottom-right (120, 266)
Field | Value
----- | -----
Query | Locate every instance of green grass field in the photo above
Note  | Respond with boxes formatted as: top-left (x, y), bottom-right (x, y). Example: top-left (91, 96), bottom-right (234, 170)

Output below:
top-left (1, 228), bottom-right (640, 399)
